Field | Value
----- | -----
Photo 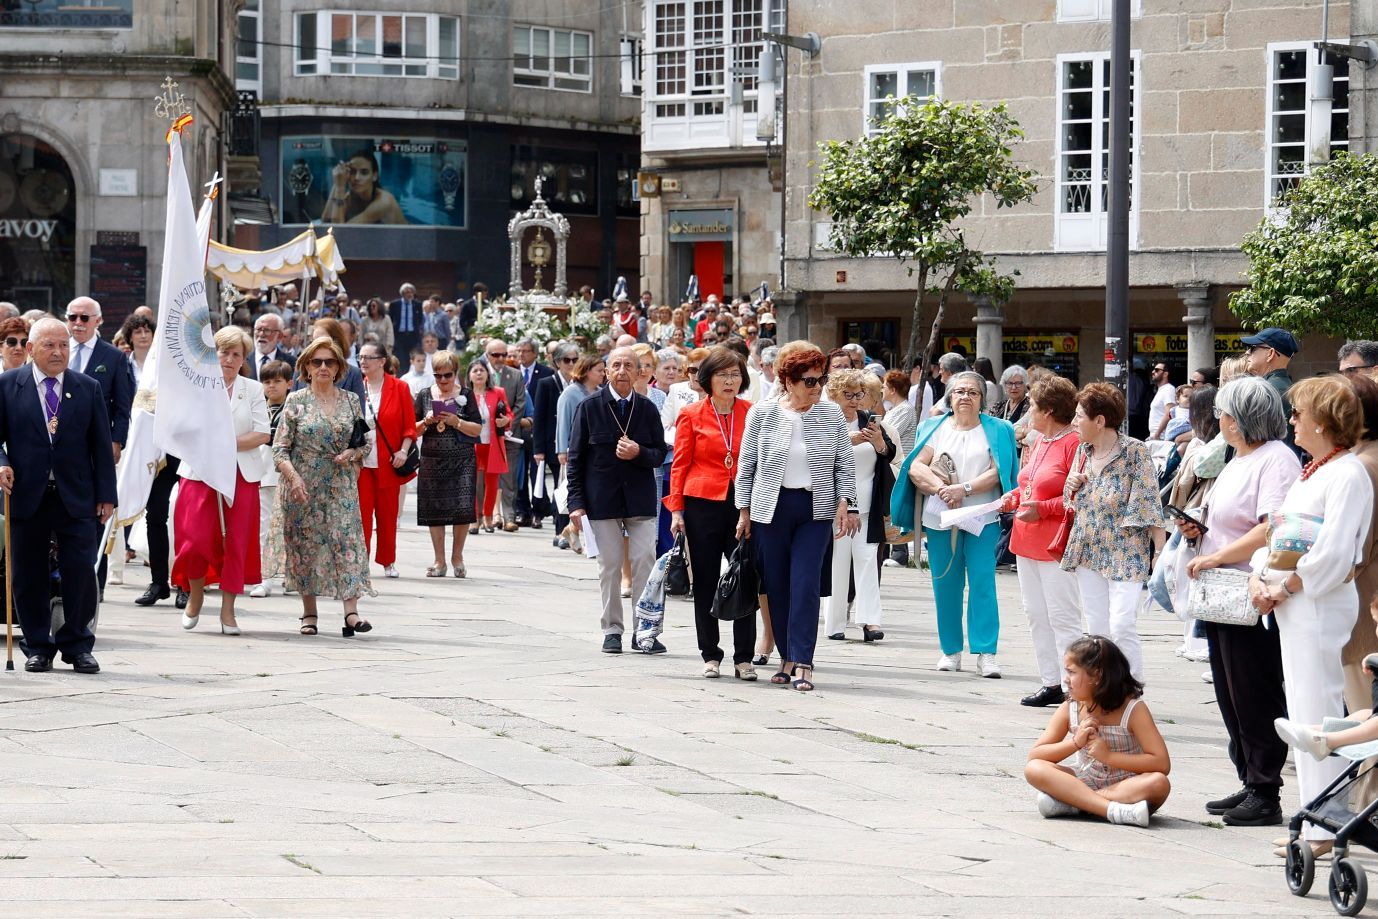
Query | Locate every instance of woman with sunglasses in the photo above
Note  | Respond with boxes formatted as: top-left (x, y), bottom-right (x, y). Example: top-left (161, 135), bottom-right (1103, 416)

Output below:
top-left (0, 317), bottom-right (27, 372)
top-left (357, 342), bottom-right (416, 580)
top-left (273, 336), bottom-right (375, 637)
top-left (413, 350), bottom-right (483, 577)
top-left (736, 341), bottom-right (859, 692)
top-left (894, 370), bottom-right (1020, 677)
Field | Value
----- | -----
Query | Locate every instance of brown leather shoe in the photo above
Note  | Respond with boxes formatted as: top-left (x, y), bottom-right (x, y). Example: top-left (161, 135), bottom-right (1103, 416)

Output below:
top-left (503, 522), bottom-right (520, 533)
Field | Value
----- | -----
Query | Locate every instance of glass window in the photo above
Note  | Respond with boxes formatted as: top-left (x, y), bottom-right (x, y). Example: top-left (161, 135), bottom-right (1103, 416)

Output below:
top-left (1266, 43), bottom-right (1350, 204)
top-left (296, 13), bottom-right (318, 75)
top-left (0, 0), bottom-right (131, 27)
top-left (1055, 52), bottom-right (1139, 251)
top-left (296, 12), bottom-right (460, 79)
top-left (862, 63), bottom-right (940, 136)
top-left (510, 145), bottom-right (600, 215)
top-left (236, 10), bottom-right (262, 92)
top-left (512, 25), bottom-right (593, 92)
top-left (1057, 0), bottom-right (1141, 22)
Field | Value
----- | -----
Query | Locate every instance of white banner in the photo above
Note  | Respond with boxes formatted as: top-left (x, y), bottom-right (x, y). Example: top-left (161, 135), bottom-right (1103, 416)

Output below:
top-left (151, 132), bottom-right (237, 502)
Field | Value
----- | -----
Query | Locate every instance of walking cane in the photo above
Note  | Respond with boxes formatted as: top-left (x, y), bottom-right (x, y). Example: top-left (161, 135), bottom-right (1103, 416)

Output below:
top-left (4, 490), bottom-right (13, 671)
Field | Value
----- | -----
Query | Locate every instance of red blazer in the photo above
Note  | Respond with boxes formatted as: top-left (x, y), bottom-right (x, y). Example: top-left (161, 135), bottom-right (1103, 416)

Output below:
top-left (664, 397), bottom-right (749, 512)
top-left (374, 374), bottom-right (420, 482)
top-left (474, 386), bottom-right (510, 474)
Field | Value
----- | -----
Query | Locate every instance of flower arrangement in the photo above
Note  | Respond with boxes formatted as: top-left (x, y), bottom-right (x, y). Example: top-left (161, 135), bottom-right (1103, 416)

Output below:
top-left (462, 295), bottom-right (612, 355)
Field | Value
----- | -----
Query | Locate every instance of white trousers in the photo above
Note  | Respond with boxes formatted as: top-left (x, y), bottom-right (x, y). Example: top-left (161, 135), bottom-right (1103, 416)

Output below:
top-left (1076, 568), bottom-right (1144, 681)
top-left (823, 514), bottom-right (881, 635)
top-left (1018, 558), bottom-right (1083, 688)
top-left (1276, 587), bottom-right (1358, 841)
top-left (588, 516), bottom-right (656, 635)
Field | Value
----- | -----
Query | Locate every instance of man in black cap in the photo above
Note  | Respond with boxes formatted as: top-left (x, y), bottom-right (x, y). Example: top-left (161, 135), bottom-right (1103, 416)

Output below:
top-left (1242, 327), bottom-right (1300, 453)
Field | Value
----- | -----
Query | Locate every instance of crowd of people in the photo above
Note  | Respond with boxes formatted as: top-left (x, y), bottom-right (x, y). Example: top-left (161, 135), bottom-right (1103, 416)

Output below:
top-left (5, 286), bottom-right (1378, 850)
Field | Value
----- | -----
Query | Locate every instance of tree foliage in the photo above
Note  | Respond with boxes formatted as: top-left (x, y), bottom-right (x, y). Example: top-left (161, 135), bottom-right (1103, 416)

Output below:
top-left (1230, 153), bottom-right (1378, 338)
top-left (808, 97), bottom-right (1038, 370)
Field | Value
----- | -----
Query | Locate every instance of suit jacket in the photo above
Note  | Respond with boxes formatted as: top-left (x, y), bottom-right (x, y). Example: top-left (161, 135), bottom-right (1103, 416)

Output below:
top-left (458, 298), bottom-right (479, 335)
top-left (248, 346), bottom-right (294, 381)
top-left (484, 359), bottom-right (528, 425)
top-left (388, 297), bottom-right (425, 338)
top-left (520, 361), bottom-right (554, 402)
top-left (78, 337), bottom-right (133, 447)
top-left (566, 386), bottom-right (667, 520)
top-left (0, 367), bottom-right (116, 520)
top-left (532, 371), bottom-right (567, 459)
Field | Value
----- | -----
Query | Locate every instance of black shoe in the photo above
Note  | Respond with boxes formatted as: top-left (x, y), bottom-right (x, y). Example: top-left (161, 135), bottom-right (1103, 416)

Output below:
top-left (752, 654), bottom-right (769, 666)
top-left (556, 537), bottom-right (570, 550)
top-left (602, 635), bottom-right (623, 654)
top-left (827, 632), bottom-right (845, 641)
top-left (642, 639), bottom-right (668, 654)
top-left (61, 651), bottom-right (100, 674)
top-left (862, 626), bottom-right (884, 642)
top-left (23, 654), bottom-right (52, 673)
top-left (1205, 787), bottom-right (1250, 815)
top-left (1020, 685), bottom-right (1067, 708)
top-left (175, 589), bottom-right (189, 610)
top-left (532, 518), bottom-right (544, 530)
top-left (134, 584), bottom-right (170, 607)
top-left (1222, 789), bottom-right (1283, 827)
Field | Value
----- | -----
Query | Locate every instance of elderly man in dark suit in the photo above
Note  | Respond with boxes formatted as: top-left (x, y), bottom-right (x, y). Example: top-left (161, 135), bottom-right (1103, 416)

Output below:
top-left (249, 313), bottom-right (294, 380)
top-left (533, 341), bottom-right (577, 547)
top-left (388, 282), bottom-right (424, 358)
top-left (513, 337), bottom-right (554, 528)
top-left (0, 317), bottom-right (117, 674)
top-left (567, 346), bottom-right (667, 654)
top-left (482, 338), bottom-right (528, 532)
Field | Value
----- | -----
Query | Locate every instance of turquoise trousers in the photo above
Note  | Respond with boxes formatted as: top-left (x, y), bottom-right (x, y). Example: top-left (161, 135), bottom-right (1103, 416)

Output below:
top-left (924, 523), bottom-right (1000, 655)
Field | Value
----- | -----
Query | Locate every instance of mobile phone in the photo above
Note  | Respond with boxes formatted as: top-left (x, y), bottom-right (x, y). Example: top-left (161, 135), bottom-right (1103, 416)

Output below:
top-left (1164, 504), bottom-right (1208, 535)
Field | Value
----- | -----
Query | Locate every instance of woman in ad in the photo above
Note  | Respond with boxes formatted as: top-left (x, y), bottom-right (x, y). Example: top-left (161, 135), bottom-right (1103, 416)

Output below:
top-left (320, 149), bottom-right (406, 225)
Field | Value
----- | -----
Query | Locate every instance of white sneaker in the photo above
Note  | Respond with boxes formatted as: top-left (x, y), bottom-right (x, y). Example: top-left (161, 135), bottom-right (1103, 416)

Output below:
top-left (1182, 648), bottom-right (1210, 663)
top-left (384, 565), bottom-right (400, 579)
top-left (936, 653), bottom-right (962, 672)
top-left (1106, 800), bottom-right (1150, 828)
top-left (1037, 792), bottom-right (1079, 818)
top-left (882, 558), bottom-right (901, 568)
top-left (978, 654), bottom-right (1002, 679)
top-left (248, 584), bottom-right (269, 598)
top-left (108, 572), bottom-right (124, 586)
top-left (1201, 669), bottom-right (1213, 684)
top-left (1274, 717), bottom-right (1331, 761)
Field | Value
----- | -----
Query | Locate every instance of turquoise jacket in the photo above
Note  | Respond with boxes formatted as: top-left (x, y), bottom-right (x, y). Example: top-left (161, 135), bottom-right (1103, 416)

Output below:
top-left (890, 412), bottom-right (1021, 533)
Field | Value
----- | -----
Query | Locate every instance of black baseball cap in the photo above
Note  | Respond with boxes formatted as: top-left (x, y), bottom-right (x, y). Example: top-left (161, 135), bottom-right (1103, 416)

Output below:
top-left (1240, 328), bottom-right (1298, 357)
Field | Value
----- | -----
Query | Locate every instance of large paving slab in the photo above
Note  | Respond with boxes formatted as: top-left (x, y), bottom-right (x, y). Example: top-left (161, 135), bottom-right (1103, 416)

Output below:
top-left (0, 496), bottom-right (1360, 916)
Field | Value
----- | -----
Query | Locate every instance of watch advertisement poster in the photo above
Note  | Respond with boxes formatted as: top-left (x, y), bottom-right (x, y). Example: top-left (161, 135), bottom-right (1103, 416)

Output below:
top-left (280, 136), bottom-right (466, 228)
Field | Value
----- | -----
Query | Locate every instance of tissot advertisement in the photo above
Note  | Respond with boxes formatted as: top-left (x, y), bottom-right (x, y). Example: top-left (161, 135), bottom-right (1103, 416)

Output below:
top-left (280, 136), bottom-right (467, 228)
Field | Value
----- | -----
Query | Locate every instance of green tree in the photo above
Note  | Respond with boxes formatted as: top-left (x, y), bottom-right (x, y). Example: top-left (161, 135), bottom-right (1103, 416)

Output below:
top-left (808, 96), bottom-right (1038, 371)
top-left (1231, 152), bottom-right (1378, 338)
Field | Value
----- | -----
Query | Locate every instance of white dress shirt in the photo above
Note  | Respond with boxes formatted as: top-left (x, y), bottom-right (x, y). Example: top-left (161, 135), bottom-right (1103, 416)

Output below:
top-left (68, 337), bottom-right (92, 374)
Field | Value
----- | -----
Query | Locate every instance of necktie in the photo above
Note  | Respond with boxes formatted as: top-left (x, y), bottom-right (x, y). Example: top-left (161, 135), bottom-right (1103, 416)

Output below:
top-left (523, 366), bottom-right (531, 386)
top-left (74, 343), bottom-right (85, 373)
top-left (42, 377), bottom-right (59, 436)
top-left (616, 398), bottom-right (629, 424)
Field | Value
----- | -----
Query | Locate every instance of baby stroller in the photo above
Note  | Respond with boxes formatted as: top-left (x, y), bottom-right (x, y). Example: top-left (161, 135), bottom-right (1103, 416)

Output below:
top-left (1284, 654), bottom-right (1378, 916)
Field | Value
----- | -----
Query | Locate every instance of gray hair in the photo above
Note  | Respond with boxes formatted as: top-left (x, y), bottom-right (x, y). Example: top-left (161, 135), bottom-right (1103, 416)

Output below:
top-left (594, 334), bottom-right (615, 349)
top-left (1215, 376), bottom-right (1288, 445)
top-left (1338, 340), bottom-right (1378, 367)
top-left (842, 342), bottom-right (866, 358)
top-left (999, 364), bottom-right (1029, 386)
top-left (948, 371), bottom-right (989, 410)
top-left (553, 341), bottom-right (580, 362)
top-left (938, 352), bottom-right (969, 375)
top-left (654, 347), bottom-right (681, 366)
top-left (0, 302), bottom-right (18, 320)
top-left (517, 337), bottom-right (538, 351)
top-left (760, 345), bottom-right (780, 366)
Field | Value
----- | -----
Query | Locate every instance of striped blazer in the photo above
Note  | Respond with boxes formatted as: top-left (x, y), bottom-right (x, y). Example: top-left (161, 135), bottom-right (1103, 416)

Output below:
top-left (734, 399), bottom-right (857, 523)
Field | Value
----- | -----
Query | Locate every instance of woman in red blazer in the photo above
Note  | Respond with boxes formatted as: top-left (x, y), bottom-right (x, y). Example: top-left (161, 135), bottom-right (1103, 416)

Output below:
top-left (358, 342), bottom-right (418, 578)
top-left (665, 346), bottom-right (754, 680)
top-left (468, 360), bottom-right (510, 533)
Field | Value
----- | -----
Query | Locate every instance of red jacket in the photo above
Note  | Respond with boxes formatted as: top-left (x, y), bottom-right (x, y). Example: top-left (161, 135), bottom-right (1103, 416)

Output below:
top-left (373, 374), bottom-right (420, 482)
top-left (663, 397), bottom-right (749, 512)
top-left (474, 386), bottom-right (510, 474)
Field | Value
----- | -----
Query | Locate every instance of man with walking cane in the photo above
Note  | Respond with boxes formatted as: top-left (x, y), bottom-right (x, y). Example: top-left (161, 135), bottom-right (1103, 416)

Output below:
top-left (0, 318), bottom-right (116, 674)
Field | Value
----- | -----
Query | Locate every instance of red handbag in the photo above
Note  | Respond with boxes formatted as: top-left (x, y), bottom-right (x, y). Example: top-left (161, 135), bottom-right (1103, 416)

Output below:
top-left (1048, 445), bottom-right (1087, 558)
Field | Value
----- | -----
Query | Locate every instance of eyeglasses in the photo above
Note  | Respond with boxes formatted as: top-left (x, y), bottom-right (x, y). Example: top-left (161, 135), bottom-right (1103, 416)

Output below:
top-left (309, 358), bottom-right (338, 368)
top-left (842, 390), bottom-right (866, 400)
top-left (359, 354), bottom-right (381, 361)
top-left (714, 372), bottom-right (743, 382)
top-left (797, 374), bottom-right (829, 388)
top-left (1341, 364), bottom-right (1376, 375)
top-left (949, 388), bottom-right (982, 398)
top-left (434, 372), bottom-right (455, 380)
top-left (66, 313), bottom-right (93, 323)
top-left (3, 337), bottom-right (26, 348)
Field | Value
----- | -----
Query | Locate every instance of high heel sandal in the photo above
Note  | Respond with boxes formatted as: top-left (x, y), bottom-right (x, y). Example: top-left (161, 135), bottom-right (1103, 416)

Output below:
top-left (426, 563), bottom-right (448, 578)
top-left (791, 665), bottom-right (815, 693)
top-left (342, 611), bottom-right (373, 638)
top-left (299, 615), bottom-right (317, 636)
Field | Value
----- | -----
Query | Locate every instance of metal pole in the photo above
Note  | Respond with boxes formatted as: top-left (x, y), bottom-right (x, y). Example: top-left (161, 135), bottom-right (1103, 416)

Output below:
top-left (1105, 0), bottom-right (1131, 396)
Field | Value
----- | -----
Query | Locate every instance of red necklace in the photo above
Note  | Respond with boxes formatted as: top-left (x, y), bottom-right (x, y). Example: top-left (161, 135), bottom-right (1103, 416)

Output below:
top-left (1301, 445), bottom-right (1346, 481)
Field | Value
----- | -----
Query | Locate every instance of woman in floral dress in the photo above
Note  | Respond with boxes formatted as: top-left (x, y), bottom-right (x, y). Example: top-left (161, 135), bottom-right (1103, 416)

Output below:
top-left (272, 336), bottom-right (376, 637)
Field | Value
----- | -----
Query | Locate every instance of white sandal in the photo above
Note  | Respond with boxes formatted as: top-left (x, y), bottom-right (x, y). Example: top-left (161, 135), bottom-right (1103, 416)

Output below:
top-left (703, 660), bottom-right (721, 679)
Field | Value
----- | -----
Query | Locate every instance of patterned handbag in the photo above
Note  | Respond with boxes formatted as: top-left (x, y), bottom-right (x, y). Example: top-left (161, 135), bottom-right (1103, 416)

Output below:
top-left (1185, 566), bottom-right (1258, 627)
top-left (1265, 511), bottom-right (1324, 571)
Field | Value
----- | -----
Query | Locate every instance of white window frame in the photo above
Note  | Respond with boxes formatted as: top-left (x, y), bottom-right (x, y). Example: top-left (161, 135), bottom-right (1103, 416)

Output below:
top-left (861, 62), bottom-right (941, 136)
top-left (1264, 41), bottom-right (1350, 208)
top-left (1057, 0), bottom-right (1142, 22)
top-left (620, 34), bottom-right (644, 96)
top-left (236, 7), bottom-right (261, 93)
top-left (512, 25), bottom-right (594, 93)
top-left (293, 12), bottom-right (460, 80)
top-left (1054, 51), bottom-right (1141, 253)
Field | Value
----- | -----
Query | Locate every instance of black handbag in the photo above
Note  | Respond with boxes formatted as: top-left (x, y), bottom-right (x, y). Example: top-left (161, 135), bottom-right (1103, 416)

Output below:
top-left (347, 418), bottom-right (368, 450)
top-left (665, 533), bottom-right (691, 597)
top-left (372, 393), bottom-right (421, 478)
top-left (711, 537), bottom-right (759, 621)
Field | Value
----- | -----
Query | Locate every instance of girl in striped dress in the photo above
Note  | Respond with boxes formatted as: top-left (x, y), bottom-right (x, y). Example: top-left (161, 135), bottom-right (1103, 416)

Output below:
top-left (1025, 636), bottom-right (1172, 827)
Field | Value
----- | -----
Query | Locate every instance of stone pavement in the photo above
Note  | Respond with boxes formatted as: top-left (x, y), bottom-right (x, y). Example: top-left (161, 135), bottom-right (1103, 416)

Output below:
top-left (0, 502), bottom-right (1362, 918)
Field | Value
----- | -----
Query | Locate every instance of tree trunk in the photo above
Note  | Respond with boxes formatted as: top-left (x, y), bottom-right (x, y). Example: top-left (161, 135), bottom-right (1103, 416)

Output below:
top-left (903, 262), bottom-right (930, 371)
top-left (919, 255), bottom-right (968, 378)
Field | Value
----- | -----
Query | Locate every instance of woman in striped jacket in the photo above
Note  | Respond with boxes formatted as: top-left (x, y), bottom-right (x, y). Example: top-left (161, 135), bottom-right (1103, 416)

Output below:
top-left (735, 342), bottom-right (860, 692)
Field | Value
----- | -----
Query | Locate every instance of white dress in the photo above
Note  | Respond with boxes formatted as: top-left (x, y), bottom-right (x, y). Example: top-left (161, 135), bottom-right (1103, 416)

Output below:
top-left (1253, 454), bottom-right (1373, 840)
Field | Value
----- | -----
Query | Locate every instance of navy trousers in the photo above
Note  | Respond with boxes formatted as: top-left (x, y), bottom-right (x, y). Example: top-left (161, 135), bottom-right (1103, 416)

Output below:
top-left (13, 485), bottom-right (99, 657)
top-left (754, 488), bottom-right (831, 668)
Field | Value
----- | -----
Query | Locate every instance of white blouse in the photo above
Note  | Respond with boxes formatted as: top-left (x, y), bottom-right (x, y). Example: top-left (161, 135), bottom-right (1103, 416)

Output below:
top-left (781, 409), bottom-right (811, 489)
top-left (920, 419), bottom-right (997, 530)
top-left (850, 418), bottom-right (878, 511)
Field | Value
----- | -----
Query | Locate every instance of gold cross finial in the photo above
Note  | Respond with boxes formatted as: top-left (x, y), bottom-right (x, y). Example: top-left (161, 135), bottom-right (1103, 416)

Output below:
top-left (154, 76), bottom-right (191, 122)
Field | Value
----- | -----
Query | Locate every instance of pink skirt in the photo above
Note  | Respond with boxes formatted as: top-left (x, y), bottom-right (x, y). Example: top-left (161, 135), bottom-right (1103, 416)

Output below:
top-left (172, 473), bottom-right (261, 594)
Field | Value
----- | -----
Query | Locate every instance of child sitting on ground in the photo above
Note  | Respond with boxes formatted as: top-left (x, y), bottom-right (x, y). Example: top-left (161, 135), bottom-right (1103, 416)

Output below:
top-left (1025, 635), bottom-right (1172, 827)
top-left (1274, 653), bottom-right (1378, 760)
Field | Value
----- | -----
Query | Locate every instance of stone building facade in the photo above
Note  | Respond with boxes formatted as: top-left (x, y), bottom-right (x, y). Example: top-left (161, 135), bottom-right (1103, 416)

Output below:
top-left (0, 1), bottom-right (239, 321)
top-left (241, 0), bottom-right (642, 302)
top-left (779, 0), bottom-right (1356, 381)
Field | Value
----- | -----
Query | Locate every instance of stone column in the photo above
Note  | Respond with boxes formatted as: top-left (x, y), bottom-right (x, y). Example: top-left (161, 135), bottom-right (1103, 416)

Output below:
top-left (1177, 283), bottom-right (1213, 375)
top-left (773, 288), bottom-right (805, 343)
top-left (972, 296), bottom-right (1005, 379)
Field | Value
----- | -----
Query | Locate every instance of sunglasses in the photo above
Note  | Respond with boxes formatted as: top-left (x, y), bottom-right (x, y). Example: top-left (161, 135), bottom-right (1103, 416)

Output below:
top-left (309, 358), bottom-right (337, 368)
top-left (489, 352), bottom-right (509, 359)
top-left (4, 337), bottom-right (26, 348)
top-left (798, 374), bottom-right (829, 388)
top-left (66, 314), bottom-right (93, 323)
top-left (559, 357), bottom-right (577, 364)
top-left (435, 372), bottom-right (455, 380)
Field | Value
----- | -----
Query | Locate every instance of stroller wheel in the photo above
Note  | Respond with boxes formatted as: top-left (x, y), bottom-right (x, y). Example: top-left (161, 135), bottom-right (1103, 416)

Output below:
top-left (1286, 839), bottom-right (1316, 897)
top-left (1329, 857), bottom-right (1367, 917)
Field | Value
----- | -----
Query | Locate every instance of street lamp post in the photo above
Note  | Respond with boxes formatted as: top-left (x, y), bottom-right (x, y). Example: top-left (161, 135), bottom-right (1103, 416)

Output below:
top-left (1105, 0), bottom-right (1131, 397)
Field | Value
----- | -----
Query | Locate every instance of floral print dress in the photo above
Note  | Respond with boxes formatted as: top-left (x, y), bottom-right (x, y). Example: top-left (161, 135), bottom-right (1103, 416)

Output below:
top-left (271, 389), bottom-right (375, 600)
top-left (1060, 436), bottom-right (1165, 582)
